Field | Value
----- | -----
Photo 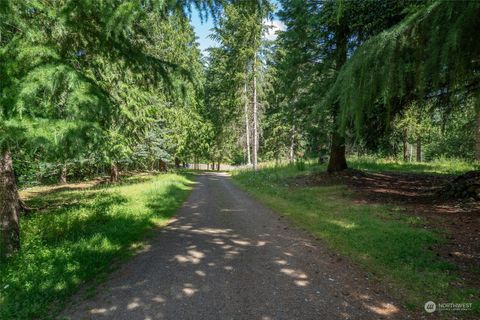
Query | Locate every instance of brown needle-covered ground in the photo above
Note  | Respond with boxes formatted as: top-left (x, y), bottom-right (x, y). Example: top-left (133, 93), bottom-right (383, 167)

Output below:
top-left (295, 169), bottom-right (480, 288)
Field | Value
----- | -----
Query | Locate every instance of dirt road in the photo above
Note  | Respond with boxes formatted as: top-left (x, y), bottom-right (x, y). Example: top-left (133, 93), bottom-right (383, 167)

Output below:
top-left (62, 172), bottom-right (406, 319)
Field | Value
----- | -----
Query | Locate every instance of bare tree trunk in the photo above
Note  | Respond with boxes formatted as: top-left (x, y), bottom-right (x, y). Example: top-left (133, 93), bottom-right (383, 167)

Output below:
top-left (252, 54), bottom-right (258, 171)
top-left (317, 142), bottom-right (324, 164)
top-left (402, 129), bottom-right (408, 161)
top-left (327, 130), bottom-right (348, 173)
top-left (159, 159), bottom-right (167, 172)
top-left (289, 125), bottom-right (295, 163)
top-left (476, 108), bottom-right (480, 161)
top-left (0, 149), bottom-right (20, 257)
top-left (327, 21), bottom-right (348, 173)
top-left (110, 163), bottom-right (119, 182)
top-left (59, 164), bottom-right (67, 184)
top-left (244, 81), bottom-right (251, 165)
top-left (216, 162), bottom-right (220, 171)
top-left (416, 136), bottom-right (422, 162)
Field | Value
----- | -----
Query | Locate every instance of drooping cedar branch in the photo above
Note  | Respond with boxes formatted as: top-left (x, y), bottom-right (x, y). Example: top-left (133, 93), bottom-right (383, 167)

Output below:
top-left (324, 1), bottom-right (480, 133)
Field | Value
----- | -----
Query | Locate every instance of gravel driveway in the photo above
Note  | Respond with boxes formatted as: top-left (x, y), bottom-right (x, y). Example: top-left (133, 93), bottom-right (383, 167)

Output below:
top-left (62, 172), bottom-right (407, 320)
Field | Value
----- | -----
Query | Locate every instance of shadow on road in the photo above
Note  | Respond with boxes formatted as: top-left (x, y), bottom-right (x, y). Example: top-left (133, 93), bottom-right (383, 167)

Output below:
top-left (62, 172), bottom-right (405, 320)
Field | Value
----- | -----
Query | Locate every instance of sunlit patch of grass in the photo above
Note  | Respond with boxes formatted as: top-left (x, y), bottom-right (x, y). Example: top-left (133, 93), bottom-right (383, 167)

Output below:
top-left (348, 155), bottom-right (478, 174)
top-left (0, 173), bottom-right (194, 320)
top-left (232, 164), bottom-right (479, 314)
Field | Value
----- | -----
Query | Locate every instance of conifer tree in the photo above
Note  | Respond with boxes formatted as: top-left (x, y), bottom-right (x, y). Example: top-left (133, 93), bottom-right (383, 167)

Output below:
top-left (277, 0), bottom-right (412, 171)
top-left (1, 0), bottom-right (263, 257)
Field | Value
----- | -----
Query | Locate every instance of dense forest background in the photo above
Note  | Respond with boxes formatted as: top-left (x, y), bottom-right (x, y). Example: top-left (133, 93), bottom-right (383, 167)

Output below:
top-left (206, 0), bottom-right (480, 172)
top-left (1, 0), bottom-right (479, 187)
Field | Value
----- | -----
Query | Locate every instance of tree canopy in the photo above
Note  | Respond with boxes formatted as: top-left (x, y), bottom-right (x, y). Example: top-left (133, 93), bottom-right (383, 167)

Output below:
top-left (328, 1), bottom-right (480, 133)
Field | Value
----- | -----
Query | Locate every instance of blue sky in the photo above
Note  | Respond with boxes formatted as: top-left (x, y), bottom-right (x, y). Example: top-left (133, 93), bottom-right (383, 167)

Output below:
top-left (189, 11), bottom-right (217, 54)
top-left (189, 2), bottom-right (284, 55)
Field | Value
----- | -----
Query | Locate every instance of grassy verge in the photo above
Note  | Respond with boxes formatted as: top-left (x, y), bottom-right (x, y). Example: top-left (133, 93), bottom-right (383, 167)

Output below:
top-left (0, 172), bottom-right (194, 320)
top-left (348, 155), bottom-right (479, 174)
top-left (231, 163), bottom-right (479, 314)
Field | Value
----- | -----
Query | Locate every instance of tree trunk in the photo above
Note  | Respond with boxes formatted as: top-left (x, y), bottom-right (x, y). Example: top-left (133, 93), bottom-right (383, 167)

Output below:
top-left (416, 137), bottom-right (422, 162)
top-left (159, 159), bottom-right (167, 172)
top-left (402, 129), bottom-right (408, 161)
top-left (110, 163), bottom-right (119, 182)
top-left (317, 141), bottom-right (324, 164)
top-left (475, 108), bottom-right (480, 161)
top-left (252, 54), bottom-right (258, 171)
top-left (289, 125), bottom-right (295, 163)
top-left (326, 19), bottom-right (348, 173)
top-left (327, 130), bottom-right (348, 173)
top-left (216, 162), bottom-right (220, 171)
top-left (0, 149), bottom-right (21, 257)
top-left (244, 81), bottom-right (252, 165)
top-left (59, 164), bottom-right (67, 184)
top-left (174, 157), bottom-right (180, 168)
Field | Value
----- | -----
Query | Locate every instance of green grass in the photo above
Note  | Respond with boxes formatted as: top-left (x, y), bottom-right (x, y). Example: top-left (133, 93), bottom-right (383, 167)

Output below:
top-left (231, 163), bottom-right (479, 314)
top-left (349, 155), bottom-right (479, 174)
top-left (0, 172), bottom-right (194, 320)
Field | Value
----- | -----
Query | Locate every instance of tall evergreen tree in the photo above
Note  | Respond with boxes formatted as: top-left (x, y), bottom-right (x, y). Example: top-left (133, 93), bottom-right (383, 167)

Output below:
top-left (327, 1), bottom-right (480, 160)
top-left (276, 0), bottom-right (412, 171)
top-left (204, 2), bottom-right (271, 168)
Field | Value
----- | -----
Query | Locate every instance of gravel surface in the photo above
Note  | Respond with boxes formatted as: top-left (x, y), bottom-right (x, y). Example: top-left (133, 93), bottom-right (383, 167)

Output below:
top-left (61, 172), bottom-right (407, 320)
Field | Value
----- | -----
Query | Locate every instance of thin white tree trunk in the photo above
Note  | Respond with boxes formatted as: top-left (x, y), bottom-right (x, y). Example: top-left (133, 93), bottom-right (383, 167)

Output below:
top-left (252, 54), bottom-right (258, 170)
top-left (244, 81), bottom-right (251, 165)
top-left (59, 163), bottom-right (67, 184)
top-left (289, 125), bottom-right (295, 163)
